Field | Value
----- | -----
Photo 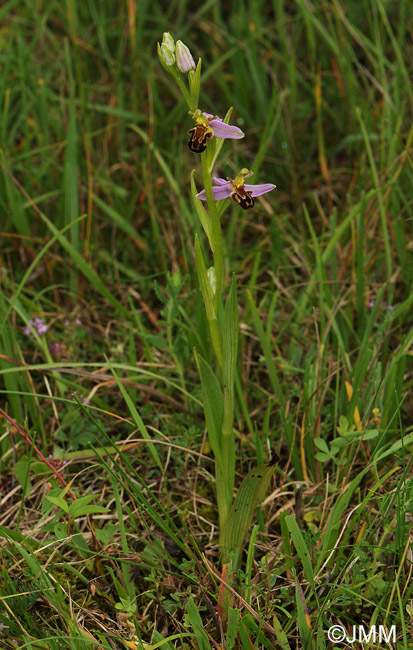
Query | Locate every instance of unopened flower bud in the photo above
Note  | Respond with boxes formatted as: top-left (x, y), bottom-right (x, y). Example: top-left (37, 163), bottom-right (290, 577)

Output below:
top-left (162, 32), bottom-right (175, 51)
top-left (207, 267), bottom-right (216, 295)
top-left (176, 40), bottom-right (196, 73)
top-left (158, 42), bottom-right (175, 67)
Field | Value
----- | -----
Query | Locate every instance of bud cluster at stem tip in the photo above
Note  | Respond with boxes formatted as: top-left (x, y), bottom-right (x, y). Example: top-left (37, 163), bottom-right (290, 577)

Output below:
top-left (157, 32), bottom-right (201, 112)
top-left (157, 32), bottom-right (195, 73)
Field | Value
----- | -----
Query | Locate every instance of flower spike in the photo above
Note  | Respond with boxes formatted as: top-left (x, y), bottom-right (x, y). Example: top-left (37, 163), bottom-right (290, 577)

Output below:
top-left (195, 169), bottom-right (276, 209)
top-left (187, 110), bottom-right (244, 153)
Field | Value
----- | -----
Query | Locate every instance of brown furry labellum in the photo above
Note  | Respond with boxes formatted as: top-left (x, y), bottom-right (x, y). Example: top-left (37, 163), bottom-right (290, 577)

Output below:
top-left (187, 124), bottom-right (214, 153)
top-left (230, 186), bottom-right (254, 210)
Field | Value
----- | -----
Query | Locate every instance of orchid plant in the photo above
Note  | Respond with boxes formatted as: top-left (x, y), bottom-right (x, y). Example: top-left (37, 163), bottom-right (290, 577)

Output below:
top-left (158, 33), bottom-right (277, 570)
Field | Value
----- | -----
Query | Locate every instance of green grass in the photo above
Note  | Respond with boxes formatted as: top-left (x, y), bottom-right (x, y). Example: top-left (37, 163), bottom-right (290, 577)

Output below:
top-left (0, 1), bottom-right (412, 649)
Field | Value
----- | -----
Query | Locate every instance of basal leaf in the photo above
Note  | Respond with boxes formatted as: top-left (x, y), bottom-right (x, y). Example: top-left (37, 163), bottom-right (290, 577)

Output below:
top-left (220, 458), bottom-right (277, 566)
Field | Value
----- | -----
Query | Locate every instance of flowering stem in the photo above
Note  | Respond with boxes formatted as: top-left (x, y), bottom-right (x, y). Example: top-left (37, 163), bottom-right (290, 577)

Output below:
top-left (201, 150), bottom-right (223, 311)
top-left (174, 75), bottom-right (192, 109)
top-left (200, 150), bottom-right (224, 371)
top-left (209, 318), bottom-right (223, 371)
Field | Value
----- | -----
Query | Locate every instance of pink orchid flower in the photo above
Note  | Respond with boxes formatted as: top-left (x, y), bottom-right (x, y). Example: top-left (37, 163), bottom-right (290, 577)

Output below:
top-left (196, 169), bottom-right (275, 209)
top-left (188, 110), bottom-right (244, 153)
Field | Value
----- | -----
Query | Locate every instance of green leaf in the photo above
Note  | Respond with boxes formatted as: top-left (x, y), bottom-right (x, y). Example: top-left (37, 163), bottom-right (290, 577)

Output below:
top-left (246, 289), bottom-right (284, 404)
top-left (30, 460), bottom-right (53, 475)
top-left (223, 274), bottom-right (239, 403)
top-left (190, 170), bottom-right (212, 249)
top-left (220, 458), bottom-right (277, 566)
top-left (285, 515), bottom-right (316, 595)
top-left (54, 522), bottom-right (68, 539)
top-left (189, 57), bottom-right (202, 112)
top-left (314, 438), bottom-right (329, 453)
top-left (363, 429), bottom-right (379, 440)
top-left (95, 523), bottom-right (118, 545)
top-left (68, 494), bottom-right (109, 517)
top-left (272, 612), bottom-right (292, 650)
top-left (185, 597), bottom-right (211, 650)
top-left (105, 357), bottom-right (162, 470)
top-left (314, 467), bottom-right (369, 572)
top-left (295, 576), bottom-right (313, 650)
top-left (93, 193), bottom-right (147, 251)
top-left (46, 495), bottom-right (69, 513)
top-left (129, 124), bottom-right (180, 196)
top-left (221, 274), bottom-right (239, 505)
top-left (373, 430), bottom-right (413, 462)
top-left (0, 526), bottom-right (39, 548)
top-left (314, 452), bottom-right (331, 463)
top-left (63, 45), bottom-right (79, 254)
top-left (73, 505), bottom-right (109, 517)
top-left (195, 351), bottom-right (223, 470)
top-left (226, 608), bottom-right (241, 650)
top-left (330, 438), bottom-right (347, 451)
top-left (72, 532), bottom-right (90, 558)
top-left (338, 415), bottom-right (349, 432)
top-left (32, 209), bottom-right (130, 318)
top-left (14, 458), bottom-right (31, 498)
top-left (146, 631), bottom-right (193, 650)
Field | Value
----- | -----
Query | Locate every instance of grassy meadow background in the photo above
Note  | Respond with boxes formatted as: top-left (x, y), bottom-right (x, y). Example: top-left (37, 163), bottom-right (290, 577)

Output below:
top-left (0, 0), bottom-right (412, 648)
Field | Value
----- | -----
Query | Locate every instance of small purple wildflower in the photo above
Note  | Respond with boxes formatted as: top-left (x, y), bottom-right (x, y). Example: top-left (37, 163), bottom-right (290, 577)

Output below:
top-left (367, 297), bottom-right (394, 311)
top-left (64, 319), bottom-right (70, 326)
top-left (24, 318), bottom-right (48, 337)
top-left (48, 341), bottom-right (69, 360)
top-left (47, 455), bottom-right (67, 469)
top-left (35, 318), bottom-right (47, 334)
top-left (196, 169), bottom-right (276, 210)
top-left (187, 110), bottom-right (244, 153)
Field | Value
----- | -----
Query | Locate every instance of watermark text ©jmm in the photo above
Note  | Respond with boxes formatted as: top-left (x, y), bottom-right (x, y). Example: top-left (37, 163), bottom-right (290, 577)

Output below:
top-left (327, 624), bottom-right (396, 644)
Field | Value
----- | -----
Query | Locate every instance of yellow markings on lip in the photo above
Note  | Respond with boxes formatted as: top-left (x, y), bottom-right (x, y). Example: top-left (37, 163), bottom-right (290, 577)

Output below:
top-left (187, 123), bottom-right (213, 153)
top-left (230, 186), bottom-right (254, 210)
top-left (229, 169), bottom-right (254, 208)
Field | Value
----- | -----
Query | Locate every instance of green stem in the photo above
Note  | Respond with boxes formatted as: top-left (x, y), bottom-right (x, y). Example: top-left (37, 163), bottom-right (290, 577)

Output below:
top-left (216, 465), bottom-right (231, 530)
top-left (174, 74), bottom-right (192, 109)
top-left (200, 149), bottom-right (233, 526)
top-left (201, 150), bottom-right (223, 312)
top-left (221, 386), bottom-right (235, 517)
top-left (209, 317), bottom-right (224, 370)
